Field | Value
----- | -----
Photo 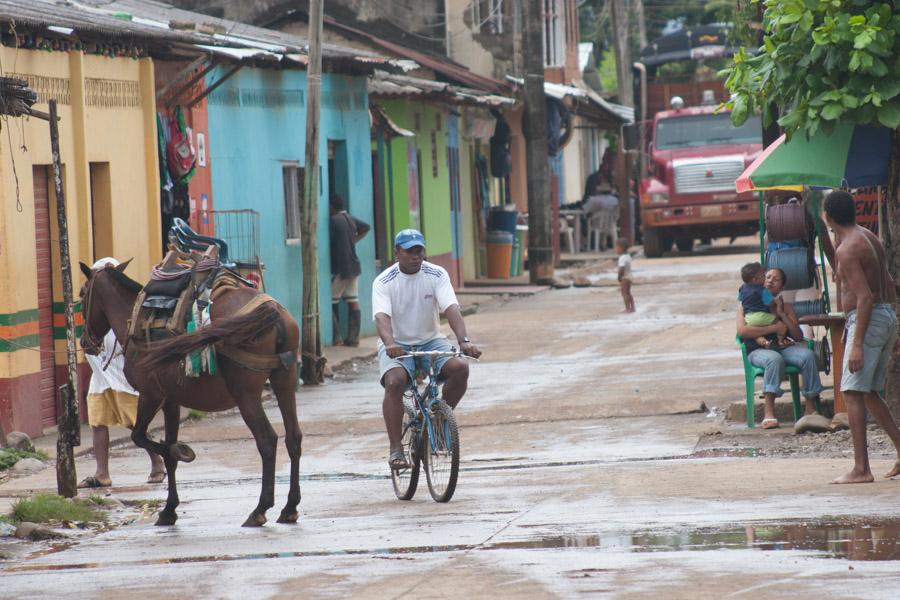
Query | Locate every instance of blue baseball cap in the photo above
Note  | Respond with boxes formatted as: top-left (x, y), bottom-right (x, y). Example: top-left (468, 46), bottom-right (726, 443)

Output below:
top-left (394, 229), bottom-right (426, 250)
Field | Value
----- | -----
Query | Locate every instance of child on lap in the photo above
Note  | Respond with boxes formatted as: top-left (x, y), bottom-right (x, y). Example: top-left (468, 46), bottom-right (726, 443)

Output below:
top-left (739, 262), bottom-right (791, 349)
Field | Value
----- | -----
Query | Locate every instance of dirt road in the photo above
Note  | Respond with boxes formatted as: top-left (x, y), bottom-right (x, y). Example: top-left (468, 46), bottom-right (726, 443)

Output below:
top-left (2, 240), bottom-right (900, 599)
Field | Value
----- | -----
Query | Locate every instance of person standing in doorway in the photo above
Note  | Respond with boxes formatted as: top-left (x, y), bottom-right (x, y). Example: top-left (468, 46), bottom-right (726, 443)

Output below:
top-left (79, 258), bottom-right (165, 488)
top-left (330, 195), bottom-right (370, 346)
top-left (823, 191), bottom-right (900, 484)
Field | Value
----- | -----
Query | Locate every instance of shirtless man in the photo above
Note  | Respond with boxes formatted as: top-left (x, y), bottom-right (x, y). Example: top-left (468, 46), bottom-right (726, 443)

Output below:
top-left (823, 190), bottom-right (900, 484)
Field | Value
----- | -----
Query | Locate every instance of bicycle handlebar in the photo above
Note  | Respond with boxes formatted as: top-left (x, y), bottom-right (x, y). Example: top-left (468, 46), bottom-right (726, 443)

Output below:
top-left (396, 350), bottom-right (479, 361)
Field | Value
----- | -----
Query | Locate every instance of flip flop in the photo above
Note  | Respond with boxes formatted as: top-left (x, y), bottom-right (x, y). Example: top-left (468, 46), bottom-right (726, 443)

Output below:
top-left (147, 471), bottom-right (166, 484)
top-left (388, 450), bottom-right (409, 471)
top-left (761, 418), bottom-right (780, 430)
top-left (77, 476), bottom-right (111, 489)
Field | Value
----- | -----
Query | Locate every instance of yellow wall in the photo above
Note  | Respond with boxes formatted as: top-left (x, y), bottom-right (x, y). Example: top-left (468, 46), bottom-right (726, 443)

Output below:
top-left (0, 47), bottom-right (159, 379)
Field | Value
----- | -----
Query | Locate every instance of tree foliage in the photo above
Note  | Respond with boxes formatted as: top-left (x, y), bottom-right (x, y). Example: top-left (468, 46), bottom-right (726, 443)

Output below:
top-left (725, 0), bottom-right (900, 138)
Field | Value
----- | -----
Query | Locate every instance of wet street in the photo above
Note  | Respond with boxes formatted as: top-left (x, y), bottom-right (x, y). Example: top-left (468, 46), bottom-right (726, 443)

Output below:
top-left (4, 240), bottom-right (900, 599)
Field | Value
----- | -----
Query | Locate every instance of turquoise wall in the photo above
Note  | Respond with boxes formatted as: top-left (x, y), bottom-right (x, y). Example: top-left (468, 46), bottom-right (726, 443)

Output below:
top-left (205, 67), bottom-right (375, 343)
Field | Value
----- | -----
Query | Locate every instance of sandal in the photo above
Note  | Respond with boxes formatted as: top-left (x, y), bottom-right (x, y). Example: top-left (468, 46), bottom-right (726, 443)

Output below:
top-left (761, 418), bottom-right (780, 430)
top-left (77, 476), bottom-right (111, 489)
top-left (388, 450), bottom-right (409, 471)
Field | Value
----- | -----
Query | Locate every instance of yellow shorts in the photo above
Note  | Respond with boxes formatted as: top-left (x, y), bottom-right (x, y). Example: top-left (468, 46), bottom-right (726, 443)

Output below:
top-left (87, 390), bottom-right (138, 428)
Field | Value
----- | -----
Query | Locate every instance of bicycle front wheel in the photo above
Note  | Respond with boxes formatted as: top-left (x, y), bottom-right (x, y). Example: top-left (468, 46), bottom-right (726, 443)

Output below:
top-left (423, 400), bottom-right (460, 502)
top-left (391, 397), bottom-right (422, 500)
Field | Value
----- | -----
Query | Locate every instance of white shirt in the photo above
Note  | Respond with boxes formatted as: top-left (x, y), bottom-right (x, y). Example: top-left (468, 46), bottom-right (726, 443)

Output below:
top-left (372, 261), bottom-right (459, 345)
top-left (86, 331), bottom-right (138, 396)
top-left (617, 253), bottom-right (633, 280)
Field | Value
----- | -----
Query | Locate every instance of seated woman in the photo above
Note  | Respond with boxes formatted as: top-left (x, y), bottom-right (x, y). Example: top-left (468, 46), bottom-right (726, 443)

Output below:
top-left (737, 267), bottom-right (823, 429)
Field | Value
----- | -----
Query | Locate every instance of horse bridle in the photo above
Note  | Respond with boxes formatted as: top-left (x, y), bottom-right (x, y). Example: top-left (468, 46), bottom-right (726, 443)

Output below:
top-left (80, 271), bottom-right (105, 356)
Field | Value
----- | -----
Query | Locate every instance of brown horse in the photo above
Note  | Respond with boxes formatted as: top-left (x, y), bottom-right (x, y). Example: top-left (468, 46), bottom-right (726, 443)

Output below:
top-left (78, 261), bottom-right (302, 527)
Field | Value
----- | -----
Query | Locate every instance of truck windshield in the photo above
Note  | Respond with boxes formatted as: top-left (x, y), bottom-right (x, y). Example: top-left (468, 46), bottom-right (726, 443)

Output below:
top-left (655, 114), bottom-right (761, 150)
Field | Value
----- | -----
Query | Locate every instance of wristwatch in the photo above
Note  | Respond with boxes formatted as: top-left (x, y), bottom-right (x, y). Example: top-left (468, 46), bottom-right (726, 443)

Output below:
top-left (461, 336), bottom-right (471, 343)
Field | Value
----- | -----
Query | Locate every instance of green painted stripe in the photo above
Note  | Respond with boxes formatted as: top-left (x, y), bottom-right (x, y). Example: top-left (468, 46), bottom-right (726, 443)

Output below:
top-left (0, 302), bottom-right (83, 326)
top-left (53, 326), bottom-right (84, 340)
top-left (0, 309), bottom-right (39, 326)
top-left (0, 334), bottom-right (40, 352)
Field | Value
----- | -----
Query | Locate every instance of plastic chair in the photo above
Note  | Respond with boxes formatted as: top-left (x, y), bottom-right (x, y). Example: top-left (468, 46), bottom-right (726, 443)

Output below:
top-left (559, 217), bottom-right (576, 253)
top-left (171, 217), bottom-right (230, 261)
top-left (737, 335), bottom-right (813, 428)
top-left (587, 208), bottom-right (617, 251)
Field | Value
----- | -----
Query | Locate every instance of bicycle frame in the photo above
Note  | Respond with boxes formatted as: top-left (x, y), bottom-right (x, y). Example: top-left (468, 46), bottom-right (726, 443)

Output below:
top-left (399, 351), bottom-right (457, 454)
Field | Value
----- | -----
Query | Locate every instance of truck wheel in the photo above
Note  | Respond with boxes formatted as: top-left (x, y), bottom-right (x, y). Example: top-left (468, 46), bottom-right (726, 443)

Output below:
top-left (642, 229), bottom-right (667, 258)
top-left (675, 238), bottom-right (694, 253)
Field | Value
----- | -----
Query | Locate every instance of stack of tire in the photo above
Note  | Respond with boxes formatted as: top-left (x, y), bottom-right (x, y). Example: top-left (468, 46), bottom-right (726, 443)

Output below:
top-left (765, 199), bottom-right (816, 292)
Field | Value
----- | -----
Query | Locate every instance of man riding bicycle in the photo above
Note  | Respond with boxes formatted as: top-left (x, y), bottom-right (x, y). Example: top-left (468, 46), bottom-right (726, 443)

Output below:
top-left (373, 229), bottom-right (482, 470)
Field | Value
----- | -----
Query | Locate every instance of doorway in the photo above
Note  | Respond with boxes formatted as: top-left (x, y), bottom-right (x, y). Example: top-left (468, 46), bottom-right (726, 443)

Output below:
top-left (90, 162), bottom-right (113, 262)
top-left (32, 165), bottom-right (58, 430)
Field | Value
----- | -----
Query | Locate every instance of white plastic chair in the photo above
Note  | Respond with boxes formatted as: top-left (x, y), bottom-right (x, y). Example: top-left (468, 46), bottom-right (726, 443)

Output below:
top-left (559, 217), bottom-right (576, 253)
top-left (587, 208), bottom-right (617, 251)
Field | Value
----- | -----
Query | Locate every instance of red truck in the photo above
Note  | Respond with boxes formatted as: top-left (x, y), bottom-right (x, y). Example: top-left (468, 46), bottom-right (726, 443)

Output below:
top-left (638, 102), bottom-right (763, 257)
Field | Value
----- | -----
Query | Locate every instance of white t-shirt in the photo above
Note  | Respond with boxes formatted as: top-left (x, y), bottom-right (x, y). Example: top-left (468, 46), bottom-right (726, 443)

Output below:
top-left (372, 261), bottom-right (459, 345)
top-left (86, 331), bottom-right (138, 396)
top-left (617, 253), bottom-right (633, 280)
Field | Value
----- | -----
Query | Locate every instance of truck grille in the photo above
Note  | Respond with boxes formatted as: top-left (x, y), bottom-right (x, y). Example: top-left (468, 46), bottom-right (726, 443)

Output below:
top-left (673, 158), bottom-right (744, 194)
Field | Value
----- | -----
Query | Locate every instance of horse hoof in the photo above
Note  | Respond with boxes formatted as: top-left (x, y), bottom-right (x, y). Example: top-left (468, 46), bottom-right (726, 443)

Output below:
top-left (170, 442), bottom-right (196, 463)
top-left (276, 510), bottom-right (299, 524)
top-left (242, 513), bottom-right (267, 527)
top-left (155, 512), bottom-right (178, 526)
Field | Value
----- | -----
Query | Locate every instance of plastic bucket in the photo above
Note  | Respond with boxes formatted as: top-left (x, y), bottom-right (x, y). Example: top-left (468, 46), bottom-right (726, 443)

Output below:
top-left (489, 208), bottom-right (518, 237)
top-left (766, 247), bottom-right (813, 290)
top-left (486, 230), bottom-right (514, 279)
top-left (766, 201), bottom-right (809, 242)
top-left (516, 225), bottom-right (528, 275)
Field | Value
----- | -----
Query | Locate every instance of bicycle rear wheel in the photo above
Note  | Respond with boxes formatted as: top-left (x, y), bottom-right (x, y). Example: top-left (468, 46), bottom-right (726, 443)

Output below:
top-left (391, 397), bottom-right (422, 500)
top-left (423, 400), bottom-right (460, 502)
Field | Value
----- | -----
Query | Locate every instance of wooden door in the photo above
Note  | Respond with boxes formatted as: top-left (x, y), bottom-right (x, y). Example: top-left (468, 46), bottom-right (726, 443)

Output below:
top-left (33, 166), bottom-right (58, 429)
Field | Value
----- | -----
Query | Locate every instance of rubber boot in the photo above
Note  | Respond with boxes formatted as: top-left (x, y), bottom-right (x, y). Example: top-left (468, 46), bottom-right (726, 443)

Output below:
top-left (344, 308), bottom-right (361, 347)
top-left (332, 303), bottom-right (343, 346)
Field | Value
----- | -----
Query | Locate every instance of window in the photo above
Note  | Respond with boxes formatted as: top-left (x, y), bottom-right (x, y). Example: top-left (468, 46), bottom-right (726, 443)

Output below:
top-left (543, 0), bottom-right (565, 67)
top-left (283, 163), bottom-right (304, 243)
top-left (472, 0), bottom-right (505, 35)
top-left (655, 114), bottom-right (762, 151)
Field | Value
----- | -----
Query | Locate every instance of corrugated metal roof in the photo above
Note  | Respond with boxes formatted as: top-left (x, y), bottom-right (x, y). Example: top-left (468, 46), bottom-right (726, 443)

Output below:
top-left (0, 0), bottom-right (200, 43)
top-left (0, 0), bottom-right (398, 69)
top-left (369, 71), bottom-right (513, 107)
top-left (506, 76), bottom-right (634, 124)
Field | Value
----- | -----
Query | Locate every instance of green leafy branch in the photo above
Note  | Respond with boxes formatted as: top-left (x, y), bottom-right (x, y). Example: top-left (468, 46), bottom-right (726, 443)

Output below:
top-left (723, 0), bottom-right (900, 138)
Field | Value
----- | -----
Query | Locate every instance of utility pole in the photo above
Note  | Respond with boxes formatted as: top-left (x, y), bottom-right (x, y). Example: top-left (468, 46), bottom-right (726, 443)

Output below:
top-left (300, 0), bottom-right (325, 385)
top-left (49, 99), bottom-right (79, 498)
top-left (633, 0), bottom-right (648, 49)
top-left (522, 0), bottom-right (554, 284)
top-left (609, 0), bottom-right (634, 244)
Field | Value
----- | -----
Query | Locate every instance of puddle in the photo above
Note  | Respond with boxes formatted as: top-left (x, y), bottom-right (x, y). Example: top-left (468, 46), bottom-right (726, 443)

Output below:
top-left (492, 518), bottom-right (900, 561)
top-left (8, 518), bottom-right (900, 572)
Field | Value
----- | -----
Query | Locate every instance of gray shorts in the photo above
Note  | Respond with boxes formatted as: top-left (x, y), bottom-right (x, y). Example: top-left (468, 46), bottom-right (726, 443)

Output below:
top-left (331, 275), bottom-right (359, 303)
top-left (841, 304), bottom-right (898, 394)
top-left (377, 337), bottom-right (454, 386)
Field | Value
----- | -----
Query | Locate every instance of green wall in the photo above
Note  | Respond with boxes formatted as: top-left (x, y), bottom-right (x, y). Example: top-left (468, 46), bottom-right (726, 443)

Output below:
top-left (381, 100), bottom-right (453, 258)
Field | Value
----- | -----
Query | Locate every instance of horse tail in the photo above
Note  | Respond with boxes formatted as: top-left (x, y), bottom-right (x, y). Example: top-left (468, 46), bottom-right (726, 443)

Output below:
top-left (141, 303), bottom-right (282, 371)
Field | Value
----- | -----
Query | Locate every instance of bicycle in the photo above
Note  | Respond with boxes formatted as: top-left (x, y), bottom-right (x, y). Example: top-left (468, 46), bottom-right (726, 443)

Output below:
top-left (390, 350), bottom-right (475, 503)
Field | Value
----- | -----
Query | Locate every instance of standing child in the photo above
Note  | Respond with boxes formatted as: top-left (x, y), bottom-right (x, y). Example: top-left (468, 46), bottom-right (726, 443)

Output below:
top-left (617, 240), bottom-right (635, 313)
